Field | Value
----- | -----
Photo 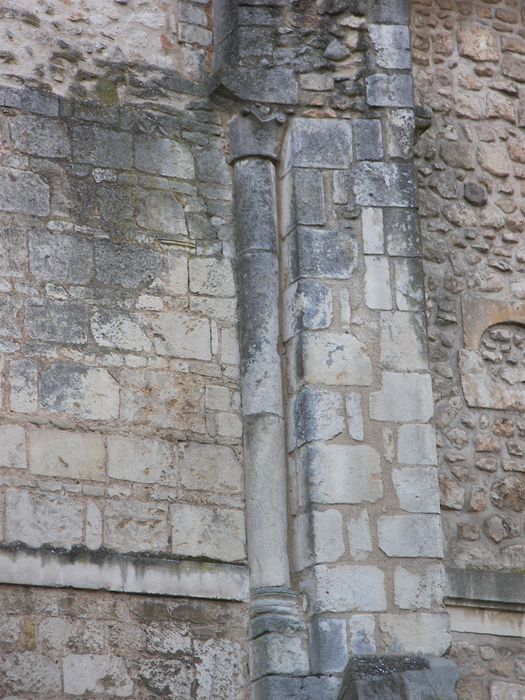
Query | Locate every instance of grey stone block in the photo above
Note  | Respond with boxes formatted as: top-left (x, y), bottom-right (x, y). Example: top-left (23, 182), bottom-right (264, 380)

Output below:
top-left (40, 363), bottom-right (119, 420)
top-left (72, 125), bottom-right (132, 169)
top-left (94, 241), bottom-right (163, 289)
top-left (218, 66), bottom-right (299, 105)
top-left (283, 280), bottom-right (333, 341)
top-left (1, 85), bottom-right (59, 116)
top-left (370, 0), bottom-right (410, 24)
top-left (234, 159), bottom-right (278, 254)
top-left (366, 75), bottom-right (413, 108)
top-left (0, 167), bottom-right (50, 217)
top-left (290, 387), bottom-right (344, 448)
top-left (134, 135), bottom-right (195, 179)
top-left (384, 208), bottom-right (421, 256)
top-left (25, 300), bottom-right (88, 345)
top-left (137, 190), bottom-right (187, 237)
top-left (339, 655), bottom-right (459, 699)
top-left (369, 24), bottom-right (411, 70)
top-left (352, 163), bottom-right (417, 207)
top-left (0, 228), bottom-right (27, 277)
top-left (29, 230), bottom-right (93, 284)
top-left (0, 298), bottom-right (22, 338)
top-left (288, 118), bottom-right (353, 168)
top-left (10, 115), bottom-right (70, 158)
top-left (294, 169), bottom-right (326, 225)
top-left (289, 227), bottom-right (356, 280)
top-left (97, 185), bottom-right (134, 226)
top-left (253, 675), bottom-right (340, 700)
top-left (310, 618), bottom-right (349, 673)
top-left (354, 120), bottom-right (383, 161)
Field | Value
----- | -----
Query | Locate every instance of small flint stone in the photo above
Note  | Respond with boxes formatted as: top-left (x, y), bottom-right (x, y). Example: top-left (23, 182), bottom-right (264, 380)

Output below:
top-left (324, 40), bottom-right (350, 61)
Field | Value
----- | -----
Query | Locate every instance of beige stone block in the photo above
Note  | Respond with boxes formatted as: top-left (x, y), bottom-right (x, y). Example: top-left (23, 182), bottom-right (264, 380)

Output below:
top-left (379, 612), bottom-right (451, 655)
top-left (189, 257), bottom-right (235, 297)
top-left (301, 332), bottom-right (373, 386)
top-left (63, 654), bottom-right (133, 696)
top-left (0, 424), bottom-right (27, 469)
top-left (180, 442), bottom-right (242, 493)
top-left (104, 501), bottom-right (169, 553)
top-left (152, 312), bottom-right (211, 360)
top-left (28, 428), bottom-right (105, 480)
top-left (107, 435), bottom-right (174, 484)
top-left (171, 504), bottom-right (246, 562)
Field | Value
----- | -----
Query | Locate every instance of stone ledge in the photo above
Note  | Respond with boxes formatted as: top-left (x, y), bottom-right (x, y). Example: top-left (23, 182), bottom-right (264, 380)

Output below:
top-left (0, 545), bottom-right (249, 602)
top-left (446, 567), bottom-right (525, 611)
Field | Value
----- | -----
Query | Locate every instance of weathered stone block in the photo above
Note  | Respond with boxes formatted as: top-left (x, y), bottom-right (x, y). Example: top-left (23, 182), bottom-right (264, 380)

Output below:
top-left (370, 372), bottom-right (433, 422)
top-left (0, 228), bottom-right (27, 277)
top-left (295, 509), bottom-right (345, 569)
top-left (180, 442), bottom-right (242, 494)
top-left (29, 428), bottom-right (105, 480)
top-left (366, 74), bottom-right (413, 108)
top-left (189, 257), bottom-right (235, 297)
top-left (458, 24), bottom-right (499, 62)
top-left (0, 167), bottom-right (50, 216)
top-left (0, 298), bottom-right (21, 338)
top-left (171, 504), bottom-right (246, 562)
top-left (353, 162), bottom-right (417, 206)
top-left (29, 230), bottom-right (93, 284)
top-left (384, 109), bottom-right (415, 161)
top-left (94, 241), bottom-right (163, 289)
top-left (369, 24), bottom-right (411, 69)
top-left (311, 564), bottom-right (386, 613)
top-left (384, 208), bottom-right (420, 256)
top-left (4, 652), bottom-right (62, 695)
top-left (104, 501), bottom-right (169, 553)
top-left (152, 312), bottom-right (211, 360)
top-left (380, 311), bottom-right (427, 370)
top-left (25, 299), bottom-right (88, 345)
top-left (362, 207), bottom-right (384, 254)
top-left (392, 467), bottom-right (440, 513)
top-left (365, 255), bottom-right (392, 309)
top-left (306, 443), bottom-right (383, 503)
top-left (347, 510), bottom-right (373, 560)
top-left (234, 159), bottom-right (278, 254)
top-left (72, 125), bottom-right (132, 169)
top-left (348, 615), bottom-right (376, 655)
top-left (282, 280), bottom-right (333, 341)
top-left (293, 168), bottom-right (326, 225)
top-left (379, 613), bottom-right (451, 655)
top-left (63, 654), bottom-right (133, 696)
top-left (287, 118), bottom-right (353, 169)
top-left (5, 489), bottom-right (83, 548)
top-left (91, 311), bottom-right (151, 352)
top-left (10, 358), bottom-right (37, 413)
top-left (354, 120), bottom-right (383, 161)
top-left (370, 0), bottom-right (409, 23)
top-left (346, 393), bottom-right (364, 441)
top-left (490, 682), bottom-right (525, 700)
top-left (134, 135), bottom-right (195, 179)
top-left (394, 258), bottom-right (424, 311)
top-left (10, 115), bottom-right (70, 158)
top-left (394, 564), bottom-right (445, 609)
top-left (137, 190), bottom-right (187, 237)
top-left (378, 514), bottom-right (443, 557)
top-left (40, 363), bottom-right (119, 420)
top-left (290, 387), bottom-right (345, 448)
top-left (0, 424), bottom-right (26, 469)
top-left (289, 227), bottom-right (356, 280)
top-left (310, 618), bottom-right (348, 673)
top-left (107, 436), bottom-right (174, 484)
top-left (299, 332), bottom-right (372, 386)
top-left (398, 423), bottom-right (437, 465)
top-left (251, 633), bottom-right (309, 679)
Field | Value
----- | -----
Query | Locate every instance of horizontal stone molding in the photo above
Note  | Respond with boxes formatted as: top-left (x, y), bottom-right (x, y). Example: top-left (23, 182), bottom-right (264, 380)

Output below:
top-left (447, 605), bottom-right (525, 639)
top-left (0, 546), bottom-right (249, 602)
top-left (445, 567), bottom-right (525, 612)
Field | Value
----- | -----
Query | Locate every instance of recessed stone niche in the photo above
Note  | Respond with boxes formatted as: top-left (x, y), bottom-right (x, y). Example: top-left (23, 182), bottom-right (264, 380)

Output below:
top-left (459, 297), bottom-right (525, 412)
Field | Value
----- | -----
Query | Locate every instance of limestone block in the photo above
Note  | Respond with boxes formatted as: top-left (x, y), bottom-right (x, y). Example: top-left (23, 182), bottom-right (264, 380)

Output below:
top-left (63, 654), bottom-right (133, 696)
top-left (348, 615), bottom-right (376, 655)
top-left (290, 388), bottom-right (345, 449)
top-left (300, 332), bottom-right (373, 386)
top-left (370, 372), bottom-right (433, 422)
top-left (346, 393), bottom-right (364, 441)
top-left (365, 75), bottom-right (414, 108)
top-left (0, 228), bottom-right (26, 277)
top-left (205, 385), bottom-right (230, 411)
top-left (311, 564), bottom-right (386, 613)
top-left (171, 504), bottom-right (246, 562)
top-left (310, 618), bottom-right (348, 673)
top-left (107, 435), bottom-right (174, 484)
top-left (361, 207), bottom-right (384, 253)
top-left (134, 135), bottom-right (195, 179)
top-left (370, 0), bottom-right (409, 23)
top-left (72, 125), bottom-right (131, 169)
top-left (394, 564), bottom-right (446, 609)
top-left (194, 147), bottom-right (230, 185)
top-left (40, 363), bottom-right (119, 420)
top-left (384, 109), bottom-right (415, 161)
top-left (398, 423), bottom-right (437, 465)
top-left (104, 501), bottom-right (169, 553)
top-left (365, 256), bottom-right (392, 309)
top-left (289, 227), bottom-right (356, 280)
top-left (251, 633), bottom-right (309, 679)
top-left (94, 241), bottom-right (163, 289)
top-left (458, 25), bottom-right (499, 62)
top-left (138, 658), bottom-right (194, 697)
top-left (180, 442), bottom-right (242, 494)
top-left (379, 613), bottom-right (451, 655)
top-left (354, 120), bottom-right (383, 161)
top-left (29, 428), bottom-right (105, 480)
top-left (0, 424), bottom-right (26, 469)
top-left (282, 280), bottom-right (333, 342)
top-left (295, 509), bottom-right (345, 569)
top-left (137, 190), bottom-right (187, 237)
top-left (146, 624), bottom-right (192, 654)
top-left (353, 162), bottom-right (417, 207)
top-left (0, 167), bottom-right (50, 217)
top-left (234, 159), bottom-right (277, 255)
top-left (392, 466), bottom-right (440, 513)
top-left (288, 118), bottom-right (353, 169)
top-left (217, 411), bottom-right (243, 438)
top-left (377, 514), bottom-right (444, 557)
top-left (86, 502), bottom-right (103, 550)
top-left (0, 298), bottom-right (21, 338)
top-left (168, 252), bottom-right (188, 296)
top-left (29, 230), bottom-right (93, 284)
top-left (5, 489), bottom-right (83, 548)
top-left (194, 638), bottom-right (246, 700)
top-left (384, 208), bottom-right (420, 257)
top-left (38, 617), bottom-right (77, 651)
top-left (26, 299), bottom-right (88, 345)
top-left (10, 115), bottom-right (70, 157)
top-left (369, 24), bottom-right (411, 69)
top-left (91, 311), bottom-right (151, 352)
top-left (152, 312), bottom-right (211, 360)
top-left (293, 168), bottom-right (326, 226)
top-left (394, 258), bottom-right (424, 311)
top-left (307, 443), bottom-right (383, 504)
top-left (490, 682), bottom-right (525, 700)
top-left (4, 652), bottom-right (62, 695)
top-left (347, 510), bottom-right (373, 560)
top-left (189, 257), bottom-right (235, 297)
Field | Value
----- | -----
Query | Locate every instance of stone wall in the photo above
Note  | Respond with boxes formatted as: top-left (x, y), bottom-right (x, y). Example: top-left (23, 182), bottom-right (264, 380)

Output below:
top-left (413, 0), bottom-right (525, 696)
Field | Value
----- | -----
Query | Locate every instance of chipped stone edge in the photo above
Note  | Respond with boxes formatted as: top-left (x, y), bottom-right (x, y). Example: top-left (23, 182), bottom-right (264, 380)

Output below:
top-left (0, 547), bottom-right (249, 602)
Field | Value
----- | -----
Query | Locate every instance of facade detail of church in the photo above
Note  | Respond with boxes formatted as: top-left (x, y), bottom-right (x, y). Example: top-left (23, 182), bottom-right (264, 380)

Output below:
top-left (0, 0), bottom-right (523, 697)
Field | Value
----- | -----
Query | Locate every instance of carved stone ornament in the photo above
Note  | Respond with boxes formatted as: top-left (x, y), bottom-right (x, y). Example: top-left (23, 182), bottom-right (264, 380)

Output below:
top-left (228, 104), bottom-right (292, 163)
